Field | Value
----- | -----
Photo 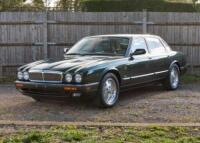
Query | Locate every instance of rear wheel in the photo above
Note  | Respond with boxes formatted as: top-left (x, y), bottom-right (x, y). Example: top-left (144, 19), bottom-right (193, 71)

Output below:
top-left (96, 73), bottom-right (119, 108)
top-left (32, 97), bottom-right (41, 102)
top-left (163, 64), bottom-right (180, 90)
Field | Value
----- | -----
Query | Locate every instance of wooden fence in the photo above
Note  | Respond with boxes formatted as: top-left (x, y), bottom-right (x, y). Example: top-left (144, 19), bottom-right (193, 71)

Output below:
top-left (0, 11), bottom-right (200, 77)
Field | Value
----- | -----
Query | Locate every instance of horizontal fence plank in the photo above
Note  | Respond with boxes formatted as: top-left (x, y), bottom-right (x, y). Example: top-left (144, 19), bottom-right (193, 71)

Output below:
top-left (1, 43), bottom-right (200, 47)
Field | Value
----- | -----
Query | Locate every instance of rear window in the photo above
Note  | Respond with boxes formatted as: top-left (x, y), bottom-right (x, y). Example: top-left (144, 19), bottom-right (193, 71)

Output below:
top-left (146, 37), bottom-right (166, 54)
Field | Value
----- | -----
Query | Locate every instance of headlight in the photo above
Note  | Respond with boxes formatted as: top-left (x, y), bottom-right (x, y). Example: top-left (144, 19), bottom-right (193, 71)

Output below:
top-left (17, 72), bottom-right (23, 80)
top-left (75, 74), bottom-right (82, 83)
top-left (24, 72), bottom-right (29, 80)
top-left (65, 74), bottom-right (72, 82)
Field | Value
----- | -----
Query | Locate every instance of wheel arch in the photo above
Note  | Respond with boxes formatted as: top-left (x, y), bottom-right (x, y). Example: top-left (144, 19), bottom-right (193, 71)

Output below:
top-left (170, 60), bottom-right (181, 72)
top-left (101, 68), bottom-right (121, 85)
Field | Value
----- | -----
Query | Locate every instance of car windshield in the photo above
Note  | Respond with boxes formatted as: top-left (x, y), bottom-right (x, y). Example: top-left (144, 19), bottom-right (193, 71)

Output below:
top-left (66, 37), bottom-right (130, 56)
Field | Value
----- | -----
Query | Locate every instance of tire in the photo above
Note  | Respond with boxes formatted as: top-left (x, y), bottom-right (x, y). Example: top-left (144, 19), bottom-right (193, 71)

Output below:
top-left (32, 97), bottom-right (41, 102)
top-left (163, 64), bottom-right (180, 90)
top-left (96, 73), bottom-right (120, 108)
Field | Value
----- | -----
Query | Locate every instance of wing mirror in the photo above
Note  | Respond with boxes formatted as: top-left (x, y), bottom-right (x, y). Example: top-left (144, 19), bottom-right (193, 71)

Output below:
top-left (129, 49), bottom-right (146, 60)
top-left (64, 48), bottom-right (69, 53)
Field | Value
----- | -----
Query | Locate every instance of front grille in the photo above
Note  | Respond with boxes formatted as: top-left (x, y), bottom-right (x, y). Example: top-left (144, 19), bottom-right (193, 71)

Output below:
top-left (29, 70), bottom-right (63, 83)
top-left (44, 73), bottom-right (62, 81)
top-left (29, 72), bottom-right (43, 81)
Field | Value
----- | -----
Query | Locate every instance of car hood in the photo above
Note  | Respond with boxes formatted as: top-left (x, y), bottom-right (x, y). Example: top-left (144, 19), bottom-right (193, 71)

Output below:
top-left (22, 56), bottom-right (122, 73)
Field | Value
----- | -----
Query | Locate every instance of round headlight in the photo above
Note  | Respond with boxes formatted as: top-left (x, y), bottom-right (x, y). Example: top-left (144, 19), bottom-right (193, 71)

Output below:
top-left (75, 74), bottom-right (82, 83)
top-left (17, 72), bottom-right (23, 80)
top-left (24, 72), bottom-right (29, 80)
top-left (65, 74), bottom-right (72, 82)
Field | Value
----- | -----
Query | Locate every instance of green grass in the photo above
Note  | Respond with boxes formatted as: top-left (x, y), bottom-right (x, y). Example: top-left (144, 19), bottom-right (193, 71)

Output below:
top-left (1, 126), bottom-right (200, 143)
top-left (0, 76), bottom-right (16, 84)
top-left (181, 74), bottom-right (200, 84)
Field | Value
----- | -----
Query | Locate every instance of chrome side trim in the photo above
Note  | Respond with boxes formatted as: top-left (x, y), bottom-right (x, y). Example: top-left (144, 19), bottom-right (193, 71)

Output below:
top-left (132, 73), bottom-right (154, 79)
top-left (123, 70), bottom-right (169, 80)
top-left (123, 77), bottom-right (131, 80)
top-left (79, 82), bottom-right (99, 87)
top-left (155, 70), bottom-right (169, 74)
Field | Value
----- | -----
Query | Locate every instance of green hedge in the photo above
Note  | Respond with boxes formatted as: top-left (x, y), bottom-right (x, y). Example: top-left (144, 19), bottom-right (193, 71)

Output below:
top-left (80, 0), bottom-right (195, 12)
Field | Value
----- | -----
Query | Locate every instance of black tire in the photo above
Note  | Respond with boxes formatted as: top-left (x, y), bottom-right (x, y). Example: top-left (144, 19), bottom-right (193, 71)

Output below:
top-left (163, 64), bottom-right (180, 90)
top-left (32, 97), bottom-right (42, 102)
top-left (96, 73), bottom-right (120, 108)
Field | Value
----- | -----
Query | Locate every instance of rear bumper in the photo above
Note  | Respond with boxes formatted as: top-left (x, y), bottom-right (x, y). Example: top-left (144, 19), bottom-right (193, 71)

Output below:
top-left (15, 81), bottom-right (99, 98)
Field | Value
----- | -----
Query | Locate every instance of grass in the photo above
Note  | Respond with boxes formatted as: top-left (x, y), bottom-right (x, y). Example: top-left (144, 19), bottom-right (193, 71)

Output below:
top-left (1, 126), bottom-right (200, 143)
top-left (0, 76), bottom-right (16, 84)
top-left (181, 74), bottom-right (200, 84)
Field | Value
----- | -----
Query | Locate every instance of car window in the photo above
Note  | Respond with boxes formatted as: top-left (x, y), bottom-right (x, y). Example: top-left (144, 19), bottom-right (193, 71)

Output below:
top-left (93, 38), bottom-right (129, 55)
top-left (146, 37), bottom-right (166, 54)
top-left (160, 38), bottom-right (171, 51)
top-left (67, 37), bottom-right (130, 56)
top-left (130, 38), bottom-right (148, 55)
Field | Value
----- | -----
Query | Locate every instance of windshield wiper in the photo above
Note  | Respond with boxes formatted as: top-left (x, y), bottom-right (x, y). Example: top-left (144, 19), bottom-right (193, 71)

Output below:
top-left (65, 53), bottom-right (82, 55)
top-left (81, 53), bottom-right (120, 56)
top-left (66, 53), bottom-right (121, 56)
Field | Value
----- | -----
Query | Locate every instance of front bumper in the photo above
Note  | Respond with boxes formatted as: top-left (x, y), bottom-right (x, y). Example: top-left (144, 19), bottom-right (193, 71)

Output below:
top-left (15, 81), bottom-right (99, 98)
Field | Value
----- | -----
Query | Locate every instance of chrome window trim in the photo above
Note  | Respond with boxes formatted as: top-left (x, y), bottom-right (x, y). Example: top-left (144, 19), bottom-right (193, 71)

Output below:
top-left (123, 70), bottom-right (169, 80)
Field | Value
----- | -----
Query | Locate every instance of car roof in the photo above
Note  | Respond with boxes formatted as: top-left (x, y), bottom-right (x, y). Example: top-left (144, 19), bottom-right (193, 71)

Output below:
top-left (88, 34), bottom-right (161, 39)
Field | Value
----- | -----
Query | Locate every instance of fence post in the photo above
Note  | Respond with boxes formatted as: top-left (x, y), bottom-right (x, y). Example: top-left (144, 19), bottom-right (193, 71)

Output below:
top-left (0, 66), bottom-right (2, 78)
top-left (43, 10), bottom-right (48, 59)
top-left (142, 9), bottom-right (147, 34)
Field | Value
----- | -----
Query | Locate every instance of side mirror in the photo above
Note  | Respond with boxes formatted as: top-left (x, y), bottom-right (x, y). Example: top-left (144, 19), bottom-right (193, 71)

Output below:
top-left (131, 49), bottom-right (146, 56)
top-left (129, 49), bottom-right (146, 60)
top-left (64, 48), bottom-right (69, 53)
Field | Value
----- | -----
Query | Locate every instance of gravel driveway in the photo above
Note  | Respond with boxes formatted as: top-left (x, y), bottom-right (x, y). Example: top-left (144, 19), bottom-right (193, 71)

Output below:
top-left (0, 83), bottom-right (200, 123)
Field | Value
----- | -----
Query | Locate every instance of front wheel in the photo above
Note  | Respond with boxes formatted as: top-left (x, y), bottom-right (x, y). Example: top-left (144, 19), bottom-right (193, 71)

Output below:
top-left (32, 97), bottom-right (42, 102)
top-left (96, 73), bottom-right (119, 108)
top-left (163, 64), bottom-right (180, 90)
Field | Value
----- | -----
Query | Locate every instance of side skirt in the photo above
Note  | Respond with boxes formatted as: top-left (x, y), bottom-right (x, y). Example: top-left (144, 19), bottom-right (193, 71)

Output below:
top-left (120, 78), bottom-right (165, 93)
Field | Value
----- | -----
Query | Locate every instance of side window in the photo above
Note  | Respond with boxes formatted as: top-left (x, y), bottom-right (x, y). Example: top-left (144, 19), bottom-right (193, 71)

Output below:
top-left (146, 37), bottom-right (166, 54)
top-left (130, 38), bottom-right (148, 55)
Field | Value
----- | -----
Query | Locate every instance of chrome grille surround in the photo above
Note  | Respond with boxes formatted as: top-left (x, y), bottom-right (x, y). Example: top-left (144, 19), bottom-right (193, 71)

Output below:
top-left (29, 70), bottom-right (63, 83)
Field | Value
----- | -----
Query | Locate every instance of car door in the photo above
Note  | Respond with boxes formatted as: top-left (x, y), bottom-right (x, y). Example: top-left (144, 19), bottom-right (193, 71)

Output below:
top-left (124, 37), bottom-right (153, 86)
top-left (145, 37), bottom-right (170, 80)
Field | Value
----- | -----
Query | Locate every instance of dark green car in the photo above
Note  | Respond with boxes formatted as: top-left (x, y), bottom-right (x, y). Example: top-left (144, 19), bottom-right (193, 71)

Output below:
top-left (15, 34), bottom-right (187, 107)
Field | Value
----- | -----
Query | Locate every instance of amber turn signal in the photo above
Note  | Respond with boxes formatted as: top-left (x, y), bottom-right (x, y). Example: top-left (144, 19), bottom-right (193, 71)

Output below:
top-left (64, 87), bottom-right (77, 91)
top-left (15, 83), bottom-right (24, 88)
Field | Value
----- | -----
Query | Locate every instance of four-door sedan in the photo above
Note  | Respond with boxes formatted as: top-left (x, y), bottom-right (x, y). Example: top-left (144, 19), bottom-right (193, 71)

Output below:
top-left (15, 34), bottom-right (187, 107)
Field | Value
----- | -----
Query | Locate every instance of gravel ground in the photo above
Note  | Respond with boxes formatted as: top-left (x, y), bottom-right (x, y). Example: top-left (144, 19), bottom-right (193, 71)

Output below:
top-left (0, 84), bottom-right (200, 123)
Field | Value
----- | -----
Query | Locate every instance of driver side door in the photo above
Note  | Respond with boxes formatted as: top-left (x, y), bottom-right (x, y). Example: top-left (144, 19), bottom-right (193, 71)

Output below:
top-left (123, 37), bottom-right (153, 87)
